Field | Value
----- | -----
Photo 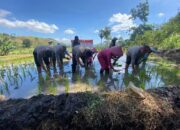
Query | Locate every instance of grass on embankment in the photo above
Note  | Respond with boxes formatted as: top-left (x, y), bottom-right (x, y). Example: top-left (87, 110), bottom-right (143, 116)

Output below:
top-left (0, 48), bottom-right (34, 65)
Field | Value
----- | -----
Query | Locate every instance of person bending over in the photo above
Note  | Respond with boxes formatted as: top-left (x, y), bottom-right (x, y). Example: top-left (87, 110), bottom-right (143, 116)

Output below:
top-left (98, 46), bottom-right (123, 75)
top-left (72, 45), bottom-right (94, 73)
top-left (54, 44), bottom-right (71, 71)
top-left (33, 46), bottom-right (55, 74)
top-left (125, 45), bottom-right (152, 70)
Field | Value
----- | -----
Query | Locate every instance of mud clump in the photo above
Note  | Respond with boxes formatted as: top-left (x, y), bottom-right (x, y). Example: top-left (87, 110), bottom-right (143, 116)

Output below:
top-left (0, 86), bottom-right (179, 130)
top-left (160, 48), bottom-right (180, 64)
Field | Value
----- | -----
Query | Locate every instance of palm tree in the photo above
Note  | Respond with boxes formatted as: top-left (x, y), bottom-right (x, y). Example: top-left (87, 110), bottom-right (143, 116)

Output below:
top-left (98, 30), bottom-right (104, 44)
top-left (103, 27), bottom-right (111, 41)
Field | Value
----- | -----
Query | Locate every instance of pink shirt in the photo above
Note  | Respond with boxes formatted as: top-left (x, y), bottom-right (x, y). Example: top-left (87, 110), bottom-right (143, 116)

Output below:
top-left (98, 46), bottom-right (123, 70)
top-left (98, 48), bottom-right (112, 69)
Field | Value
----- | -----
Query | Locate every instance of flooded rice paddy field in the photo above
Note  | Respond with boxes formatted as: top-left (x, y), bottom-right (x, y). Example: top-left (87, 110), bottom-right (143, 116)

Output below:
top-left (0, 55), bottom-right (179, 99)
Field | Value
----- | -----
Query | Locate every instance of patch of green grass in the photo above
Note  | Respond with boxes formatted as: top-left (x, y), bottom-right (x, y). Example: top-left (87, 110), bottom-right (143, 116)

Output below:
top-left (10, 48), bottom-right (34, 55)
top-left (0, 55), bottom-right (33, 66)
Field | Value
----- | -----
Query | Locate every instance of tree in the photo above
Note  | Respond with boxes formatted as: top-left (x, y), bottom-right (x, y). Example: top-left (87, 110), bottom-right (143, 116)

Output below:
top-left (35, 37), bottom-right (39, 46)
top-left (98, 30), bottom-right (104, 44)
top-left (22, 39), bottom-right (32, 48)
top-left (0, 34), bottom-right (14, 56)
top-left (117, 37), bottom-right (127, 46)
top-left (130, 24), bottom-right (154, 40)
top-left (130, 0), bottom-right (150, 41)
top-left (98, 27), bottom-right (111, 44)
top-left (130, 0), bottom-right (149, 23)
top-left (103, 27), bottom-right (111, 40)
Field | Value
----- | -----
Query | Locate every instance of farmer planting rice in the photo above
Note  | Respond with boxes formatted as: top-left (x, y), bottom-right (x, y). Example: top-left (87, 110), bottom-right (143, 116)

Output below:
top-left (53, 44), bottom-right (71, 71)
top-left (33, 45), bottom-right (55, 74)
top-left (72, 45), bottom-right (95, 73)
top-left (97, 46), bottom-right (123, 75)
top-left (125, 45), bottom-right (156, 70)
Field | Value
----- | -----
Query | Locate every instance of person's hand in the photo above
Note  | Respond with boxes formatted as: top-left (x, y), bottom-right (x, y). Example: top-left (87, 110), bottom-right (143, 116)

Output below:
top-left (112, 68), bottom-right (120, 72)
top-left (65, 57), bottom-right (70, 60)
top-left (69, 55), bottom-right (72, 59)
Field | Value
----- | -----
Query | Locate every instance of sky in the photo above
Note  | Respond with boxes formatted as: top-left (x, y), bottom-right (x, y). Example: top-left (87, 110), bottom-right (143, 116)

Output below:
top-left (0, 0), bottom-right (179, 44)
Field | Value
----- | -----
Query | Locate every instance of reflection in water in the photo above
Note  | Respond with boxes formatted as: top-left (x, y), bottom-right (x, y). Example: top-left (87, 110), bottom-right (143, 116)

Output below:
top-left (0, 55), bottom-right (179, 99)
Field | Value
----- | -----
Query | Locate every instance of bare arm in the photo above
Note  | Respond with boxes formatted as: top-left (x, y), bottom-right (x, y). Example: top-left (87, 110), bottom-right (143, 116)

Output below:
top-left (93, 53), bottom-right (97, 60)
top-left (65, 50), bottom-right (72, 58)
top-left (107, 55), bottom-right (119, 72)
top-left (76, 56), bottom-right (84, 67)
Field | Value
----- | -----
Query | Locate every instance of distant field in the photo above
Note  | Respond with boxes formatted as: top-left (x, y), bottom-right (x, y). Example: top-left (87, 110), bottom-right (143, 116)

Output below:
top-left (0, 54), bottom-right (33, 65)
top-left (10, 48), bottom-right (34, 54)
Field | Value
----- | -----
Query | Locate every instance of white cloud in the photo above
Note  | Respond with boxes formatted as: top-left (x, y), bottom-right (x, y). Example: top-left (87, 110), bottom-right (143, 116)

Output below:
top-left (64, 29), bottom-right (75, 34)
top-left (0, 18), bottom-right (58, 33)
top-left (55, 38), bottom-right (71, 45)
top-left (0, 9), bottom-right (58, 33)
top-left (109, 13), bottom-right (132, 23)
top-left (94, 29), bottom-right (99, 34)
top-left (0, 9), bottom-right (11, 17)
top-left (111, 21), bottom-right (137, 32)
top-left (158, 13), bottom-right (165, 17)
top-left (109, 13), bottom-right (136, 32)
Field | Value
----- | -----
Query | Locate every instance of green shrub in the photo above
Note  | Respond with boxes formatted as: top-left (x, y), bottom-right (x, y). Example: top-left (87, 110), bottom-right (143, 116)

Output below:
top-left (22, 39), bottom-right (32, 48)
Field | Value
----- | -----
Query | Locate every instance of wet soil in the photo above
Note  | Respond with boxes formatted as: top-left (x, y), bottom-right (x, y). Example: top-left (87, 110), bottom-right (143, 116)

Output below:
top-left (160, 48), bottom-right (180, 64)
top-left (0, 86), bottom-right (179, 130)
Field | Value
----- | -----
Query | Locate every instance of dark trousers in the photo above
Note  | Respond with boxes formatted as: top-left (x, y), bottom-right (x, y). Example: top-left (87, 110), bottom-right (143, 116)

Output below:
top-left (72, 54), bottom-right (77, 73)
top-left (72, 55), bottom-right (86, 73)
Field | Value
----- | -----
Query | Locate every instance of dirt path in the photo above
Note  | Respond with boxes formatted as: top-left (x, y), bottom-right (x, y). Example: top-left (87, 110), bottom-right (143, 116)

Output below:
top-left (0, 86), bottom-right (179, 130)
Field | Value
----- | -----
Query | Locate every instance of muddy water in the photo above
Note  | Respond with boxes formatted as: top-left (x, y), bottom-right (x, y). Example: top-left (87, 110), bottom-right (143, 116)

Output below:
top-left (0, 55), bottom-right (179, 99)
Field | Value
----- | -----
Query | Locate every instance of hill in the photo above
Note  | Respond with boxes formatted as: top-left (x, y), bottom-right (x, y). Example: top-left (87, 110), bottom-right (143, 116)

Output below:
top-left (0, 33), bottom-right (53, 48)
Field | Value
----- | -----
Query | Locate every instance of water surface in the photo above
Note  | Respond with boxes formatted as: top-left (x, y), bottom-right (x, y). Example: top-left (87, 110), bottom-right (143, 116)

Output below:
top-left (0, 55), bottom-right (179, 99)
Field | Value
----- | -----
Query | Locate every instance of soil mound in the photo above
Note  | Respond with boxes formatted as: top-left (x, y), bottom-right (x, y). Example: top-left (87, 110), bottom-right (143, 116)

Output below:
top-left (0, 86), bottom-right (179, 130)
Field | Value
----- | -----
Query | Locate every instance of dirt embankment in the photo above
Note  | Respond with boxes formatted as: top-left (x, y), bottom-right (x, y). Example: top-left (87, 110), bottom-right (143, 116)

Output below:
top-left (0, 86), bottom-right (179, 130)
top-left (160, 48), bottom-right (180, 64)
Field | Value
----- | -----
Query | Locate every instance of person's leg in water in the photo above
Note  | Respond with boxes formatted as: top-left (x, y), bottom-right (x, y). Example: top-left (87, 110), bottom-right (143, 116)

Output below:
top-left (105, 68), bottom-right (110, 75)
top-left (81, 56), bottom-right (88, 69)
top-left (43, 57), bottom-right (50, 74)
top-left (33, 51), bottom-right (42, 74)
top-left (58, 58), bottom-right (65, 76)
top-left (98, 54), bottom-right (106, 75)
top-left (125, 55), bottom-right (131, 70)
top-left (100, 68), bottom-right (103, 74)
top-left (132, 57), bottom-right (140, 74)
top-left (72, 54), bottom-right (77, 73)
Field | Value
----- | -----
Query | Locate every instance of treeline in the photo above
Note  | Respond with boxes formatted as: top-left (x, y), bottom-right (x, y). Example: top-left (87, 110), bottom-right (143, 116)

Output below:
top-left (127, 12), bottom-right (180, 49)
top-left (97, 0), bottom-right (179, 50)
